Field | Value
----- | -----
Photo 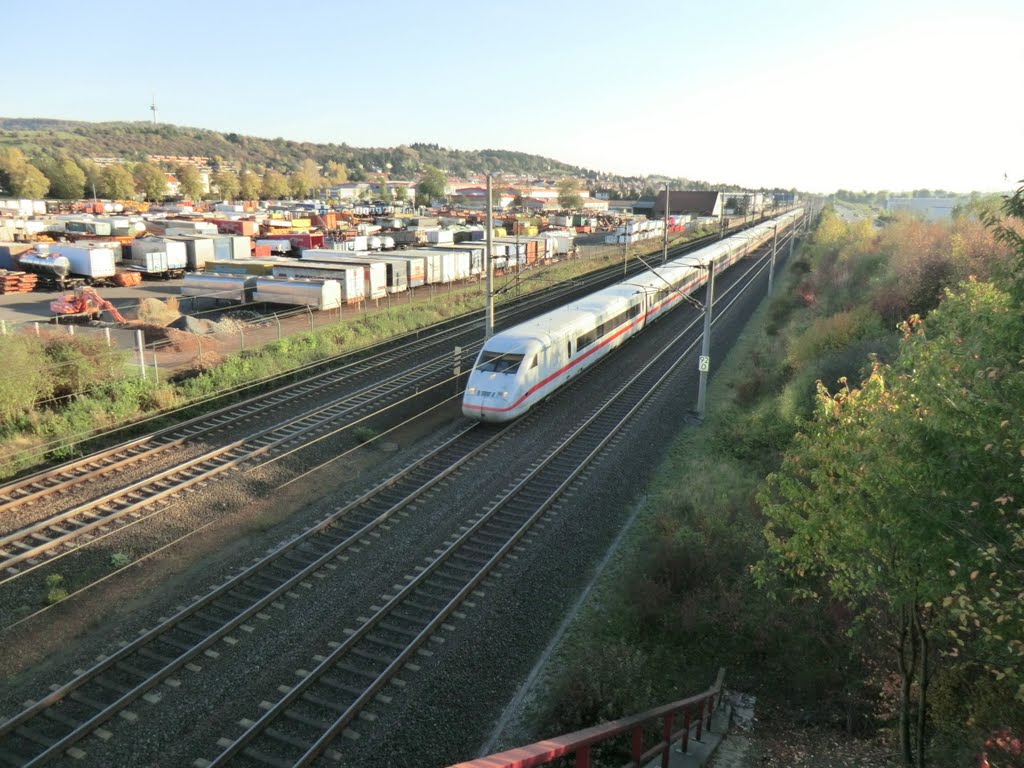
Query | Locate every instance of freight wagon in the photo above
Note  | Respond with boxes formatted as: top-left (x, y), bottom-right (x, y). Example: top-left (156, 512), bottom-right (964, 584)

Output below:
top-left (296, 251), bottom-right (387, 299)
top-left (253, 277), bottom-right (343, 310)
top-left (127, 239), bottom-right (187, 278)
top-left (180, 274), bottom-right (257, 304)
top-left (270, 261), bottom-right (366, 304)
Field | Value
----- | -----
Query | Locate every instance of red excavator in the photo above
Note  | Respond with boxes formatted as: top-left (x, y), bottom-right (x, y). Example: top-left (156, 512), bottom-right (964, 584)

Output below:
top-left (50, 286), bottom-right (127, 323)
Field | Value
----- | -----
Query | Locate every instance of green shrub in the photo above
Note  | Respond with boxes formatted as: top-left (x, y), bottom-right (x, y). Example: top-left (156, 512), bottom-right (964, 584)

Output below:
top-left (0, 335), bottom-right (49, 423)
top-left (353, 426), bottom-right (378, 443)
top-left (110, 552), bottom-right (131, 568)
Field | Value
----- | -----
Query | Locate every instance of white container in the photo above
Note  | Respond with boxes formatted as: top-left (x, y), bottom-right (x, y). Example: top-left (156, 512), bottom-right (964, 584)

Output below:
top-left (254, 277), bottom-right (342, 310)
top-left (167, 235), bottom-right (216, 271)
top-left (426, 229), bottom-right (454, 244)
top-left (180, 273), bottom-right (255, 302)
top-left (271, 261), bottom-right (365, 303)
top-left (47, 245), bottom-right (117, 278)
top-left (130, 239), bottom-right (187, 271)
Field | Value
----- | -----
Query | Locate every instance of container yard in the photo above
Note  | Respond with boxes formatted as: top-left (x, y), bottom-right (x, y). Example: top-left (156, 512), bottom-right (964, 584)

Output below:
top-left (0, 185), bottom-right (794, 327)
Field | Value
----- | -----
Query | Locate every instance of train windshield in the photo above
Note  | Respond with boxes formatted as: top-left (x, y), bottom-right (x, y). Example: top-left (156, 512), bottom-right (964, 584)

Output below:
top-left (476, 351), bottom-right (525, 374)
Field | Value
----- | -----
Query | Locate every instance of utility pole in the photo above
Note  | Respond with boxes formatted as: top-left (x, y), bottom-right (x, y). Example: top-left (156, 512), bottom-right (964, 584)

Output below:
top-left (767, 223), bottom-right (778, 294)
top-left (662, 182), bottom-right (669, 263)
top-left (718, 192), bottom-right (725, 239)
top-left (695, 258), bottom-right (716, 421)
top-left (485, 174), bottom-right (494, 339)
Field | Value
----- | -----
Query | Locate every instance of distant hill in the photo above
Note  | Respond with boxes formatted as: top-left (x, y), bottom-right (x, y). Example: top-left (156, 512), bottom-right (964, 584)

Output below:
top-left (0, 118), bottom-right (588, 181)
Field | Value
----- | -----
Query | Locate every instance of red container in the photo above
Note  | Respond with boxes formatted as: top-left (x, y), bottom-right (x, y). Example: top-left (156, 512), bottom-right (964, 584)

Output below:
top-left (254, 245), bottom-right (271, 258)
top-left (209, 219), bottom-right (257, 237)
top-left (263, 232), bottom-right (325, 251)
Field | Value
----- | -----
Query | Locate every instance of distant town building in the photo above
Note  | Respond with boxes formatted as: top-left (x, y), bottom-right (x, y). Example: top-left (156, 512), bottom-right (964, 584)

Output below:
top-left (653, 191), bottom-right (723, 218)
top-left (607, 199), bottom-right (656, 216)
top-left (886, 197), bottom-right (961, 220)
top-left (452, 186), bottom-right (515, 210)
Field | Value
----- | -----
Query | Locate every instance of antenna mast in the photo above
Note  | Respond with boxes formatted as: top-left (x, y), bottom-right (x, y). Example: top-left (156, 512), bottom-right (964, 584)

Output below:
top-left (150, 93), bottom-right (158, 125)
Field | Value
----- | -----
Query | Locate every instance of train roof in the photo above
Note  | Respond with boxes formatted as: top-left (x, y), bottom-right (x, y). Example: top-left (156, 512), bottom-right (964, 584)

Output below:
top-left (486, 284), bottom-right (642, 349)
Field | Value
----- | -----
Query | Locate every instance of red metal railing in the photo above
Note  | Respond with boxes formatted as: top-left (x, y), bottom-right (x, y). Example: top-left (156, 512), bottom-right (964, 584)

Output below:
top-left (449, 668), bottom-right (725, 768)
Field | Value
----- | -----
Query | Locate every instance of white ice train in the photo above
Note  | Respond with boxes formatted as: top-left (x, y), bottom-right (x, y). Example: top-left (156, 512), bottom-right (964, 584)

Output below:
top-left (461, 209), bottom-right (804, 422)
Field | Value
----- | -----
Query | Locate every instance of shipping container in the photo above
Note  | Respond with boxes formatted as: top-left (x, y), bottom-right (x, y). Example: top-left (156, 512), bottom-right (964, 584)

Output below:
top-left (432, 243), bottom-right (484, 276)
top-left (256, 238), bottom-right (292, 254)
top-left (262, 232), bottom-right (324, 252)
top-left (128, 239), bottom-right (187, 275)
top-left (270, 262), bottom-right (364, 304)
top-left (254, 277), bottom-right (342, 310)
top-left (204, 259), bottom-right (279, 276)
top-left (297, 250), bottom-right (386, 299)
top-left (46, 244), bottom-right (117, 279)
top-left (167, 235), bottom-right (216, 271)
top-left (207, 218), bottom-right (257, 237)
top-left (180, 273), bottom-right (256, 303)
top-left (400, 248), bottom-right (456, 284)
top-left (378, 253), bottom-right (426, 287)
top-left (426, 229), bottom-right (455, 244)
top-left (325, 255), bottom-right (407, 294)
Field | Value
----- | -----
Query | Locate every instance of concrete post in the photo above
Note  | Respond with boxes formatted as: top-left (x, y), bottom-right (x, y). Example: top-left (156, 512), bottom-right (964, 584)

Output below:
top-left (696, 259), bottom-right (716, 421)
top-left (485, 174), bottom-right (495, 340)
top-left (135, 329), bottom-right (146, 379)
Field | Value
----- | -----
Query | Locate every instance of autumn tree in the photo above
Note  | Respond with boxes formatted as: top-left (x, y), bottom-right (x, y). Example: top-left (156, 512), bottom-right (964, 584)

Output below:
top-left (416, 165), bottom-right (447, 207)
top-left (261, 169), bottom-right (289, 199)
top-left (378, 178), bottom-right (390, 200)
top-left (557, 177), bottom-right (583, 209)
top-left (393, 185), bottom-right (408, 203)
top-left (238, 170), bottom-right (261, 201)
top-left (98, 164), bottom-right (135, 199)
top-left (291, 158), bottom-right (321, 198)
top-left (214, 169), bottom-right (240, 201)
top-left (0, 149), bottom-right (50, 198)
top-left (176, 165), bottom-right (204, 200)
top-left (757, 275), bottom-right (1024, 766)
top-left (133, 162), bottom-right (167, 202)
top-left (40, 156), bottom-right (86, 199)
top-left (324, 161), bottom-right (348, 185)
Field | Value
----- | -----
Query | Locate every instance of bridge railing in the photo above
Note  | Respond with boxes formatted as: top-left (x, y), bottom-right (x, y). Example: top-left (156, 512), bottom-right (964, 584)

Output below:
top-left (448, 668), bottom-right (725, 768)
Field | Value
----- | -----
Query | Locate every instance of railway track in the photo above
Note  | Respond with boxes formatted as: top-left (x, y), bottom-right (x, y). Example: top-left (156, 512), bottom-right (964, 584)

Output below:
top-left (0, 345), bottom-right (485, 584)
top-left (200, 282), bottom-right (714, 768)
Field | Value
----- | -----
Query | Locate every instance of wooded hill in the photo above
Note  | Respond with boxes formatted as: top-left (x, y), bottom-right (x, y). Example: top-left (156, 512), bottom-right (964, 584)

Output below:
top-left (0, 118), bottom-right (588, 181)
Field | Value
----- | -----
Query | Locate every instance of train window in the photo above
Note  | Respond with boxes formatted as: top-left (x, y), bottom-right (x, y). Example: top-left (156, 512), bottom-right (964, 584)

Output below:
top-left (567, 341), bottom-right (572, 358)
top-left (477, 351), bottom-right (525, 374)
top-left (577, 328), bottom-right (598, 351)
top-left (531, 356), bottom-right (539, 369)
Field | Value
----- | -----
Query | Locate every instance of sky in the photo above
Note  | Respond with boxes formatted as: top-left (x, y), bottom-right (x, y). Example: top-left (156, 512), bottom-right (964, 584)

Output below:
top-left (4, 0), bottom-right (1023, 194)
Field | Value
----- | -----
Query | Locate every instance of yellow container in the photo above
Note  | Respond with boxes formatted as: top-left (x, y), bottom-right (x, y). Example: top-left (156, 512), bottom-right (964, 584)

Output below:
top-left (494, 227), bottom-right (507, 238)
top-left (290, 218), bottom-right (311, 229)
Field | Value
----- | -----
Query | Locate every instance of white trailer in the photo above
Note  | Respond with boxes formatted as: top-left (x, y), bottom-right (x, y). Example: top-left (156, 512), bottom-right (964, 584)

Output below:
top-left (45, 244), bottom-right (117, 280)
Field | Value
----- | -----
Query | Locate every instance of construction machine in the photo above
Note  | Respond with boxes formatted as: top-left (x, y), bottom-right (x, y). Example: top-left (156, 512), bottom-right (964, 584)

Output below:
top-left (49, 286), bottom-right (127, 323)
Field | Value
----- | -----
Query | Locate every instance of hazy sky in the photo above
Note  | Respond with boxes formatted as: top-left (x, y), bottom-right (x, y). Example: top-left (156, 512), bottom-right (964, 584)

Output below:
top-left (5, 0), bottom-right (1022, 193)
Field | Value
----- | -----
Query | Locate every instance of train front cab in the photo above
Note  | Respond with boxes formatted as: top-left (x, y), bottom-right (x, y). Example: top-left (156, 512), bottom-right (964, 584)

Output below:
top-left (462, 336), bottom-right (547, 423)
